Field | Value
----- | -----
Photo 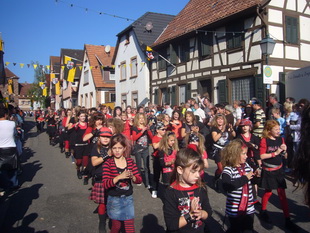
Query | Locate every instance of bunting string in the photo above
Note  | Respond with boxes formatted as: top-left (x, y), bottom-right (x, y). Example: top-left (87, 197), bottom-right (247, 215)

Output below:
top-left (4, 62), bottom-right (149, 71)
top-left (55, 0), bottom-right (136, 22)
top-left (4, 62), bottom-right (121, 71)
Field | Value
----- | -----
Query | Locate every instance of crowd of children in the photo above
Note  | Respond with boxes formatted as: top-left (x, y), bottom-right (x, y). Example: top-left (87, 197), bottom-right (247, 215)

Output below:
top-left (28, 94), bottom-right (310, 233)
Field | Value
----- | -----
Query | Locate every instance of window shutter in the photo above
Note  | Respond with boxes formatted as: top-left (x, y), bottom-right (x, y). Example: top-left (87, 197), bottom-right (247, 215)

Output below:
top-left (254, 74), bottom-right (265, 108)
top-left (286, 16), bottom-right (292, 43)
top-left (286, 16), bottom-right (298, 44)
top-left (158, 49), bottom-right (167, 70)
top-left (186, 83), bottom-right (191, 101)
top-left (218, 80), bottom-right (227, 103)
top-left (170, 44), bottom-right (177, 65)
top-left (291, 17), bottom-right (298, 44)
top-left (171, 86), bottom-right (176, 106)
top-left (166, 87), bottom-right (171, 104)
top-left (105, 92), bottom-right (110, 103)
top-left (154, 89), bottom-right (158, 105)
top-left (279, 72), bottom-right (286, 103)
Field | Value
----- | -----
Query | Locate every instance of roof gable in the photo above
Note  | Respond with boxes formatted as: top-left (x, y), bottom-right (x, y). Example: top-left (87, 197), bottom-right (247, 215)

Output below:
top-left (84, 44), bottom-right (115, 88)
top-left (113, 12), bottom-right (174, 63)
top-left (19, 83), bottom-right (33, 96)
top-left (4, 68), bottom-right (18, 78)
top-left (153, 0), bottom-right (263, 46)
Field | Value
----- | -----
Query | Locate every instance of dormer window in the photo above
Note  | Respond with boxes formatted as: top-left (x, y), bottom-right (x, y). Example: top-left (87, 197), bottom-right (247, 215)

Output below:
top-left (125, 33), bottom-right (130, 45)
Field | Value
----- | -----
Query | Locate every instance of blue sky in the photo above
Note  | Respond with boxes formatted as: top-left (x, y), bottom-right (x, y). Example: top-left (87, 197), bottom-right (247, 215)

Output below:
top-left (0, 0), bottom-right (189, 83)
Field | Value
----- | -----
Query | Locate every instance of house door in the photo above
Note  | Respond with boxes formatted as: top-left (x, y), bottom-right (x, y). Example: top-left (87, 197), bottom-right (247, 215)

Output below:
top-left (199, 79), bottom-right (212, 101)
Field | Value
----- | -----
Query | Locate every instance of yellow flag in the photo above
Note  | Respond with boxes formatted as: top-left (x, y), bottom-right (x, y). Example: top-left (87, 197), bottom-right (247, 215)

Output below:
top-left (61, 65), bottom-right (65, 70)
top-left (64, 55), bottom-right (71, 64)
top-left (8, 79), bottom-right (13, 94)
top-left (90, 66), bottom-right (93, 70)
top-left (0, 39), bottom-right (3, 52)
top-left (5, 62), bottom-right (10, 66)
top-left (39, 82), bottom-right (44, 87)
top-left (33, 64), bottom-right (37, 69)
top-left (67, 67), bottom-right (76, 83)
top-left (146, 46), bottom-right (152, 51)
top-left (43, 87), bottom-right (47, 96)
top-left (20, 63), bottom-right (24, 68)
top-left (55, 81), bottom-right (61, 95)
top-left (46, 65), bottom-right (50, 70)
top-left (78, 66), bottom-right (82, 70)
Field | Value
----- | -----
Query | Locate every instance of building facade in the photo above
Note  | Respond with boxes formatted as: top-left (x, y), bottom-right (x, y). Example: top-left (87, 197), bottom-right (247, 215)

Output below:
top-left (113, 12), bottom-right (174, 109)
top-left (151, 0), bottom-right (310, 106)
top-left (78, 44), bottom-right (115, 108)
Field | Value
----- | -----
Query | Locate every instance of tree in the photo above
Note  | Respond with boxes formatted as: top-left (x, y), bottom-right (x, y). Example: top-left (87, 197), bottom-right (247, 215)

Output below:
top-left (27, 62), bottom-right (49, 109)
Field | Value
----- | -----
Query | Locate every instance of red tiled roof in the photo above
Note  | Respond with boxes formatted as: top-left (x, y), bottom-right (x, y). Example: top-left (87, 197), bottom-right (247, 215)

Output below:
top-left (19, 83), bottom-right (33, 96)
top-left (153, 0), bottom-right (263, 46)
top-left (4, 68), bottom-right (18, 78)
top-left (84, 44), bottom-right (115, 88)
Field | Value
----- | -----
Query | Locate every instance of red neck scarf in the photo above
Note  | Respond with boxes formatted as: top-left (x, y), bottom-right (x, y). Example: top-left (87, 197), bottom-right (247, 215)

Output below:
top-left (236, 164), bottom-right (249, 216)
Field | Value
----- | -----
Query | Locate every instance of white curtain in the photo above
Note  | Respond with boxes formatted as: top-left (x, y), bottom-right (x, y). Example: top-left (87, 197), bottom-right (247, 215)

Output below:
top-left (232, 77), bottom-right (254, 102)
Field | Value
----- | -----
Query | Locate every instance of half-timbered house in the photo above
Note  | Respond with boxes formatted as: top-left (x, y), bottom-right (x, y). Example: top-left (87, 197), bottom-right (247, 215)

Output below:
top-left (151, 0), bottom-right (310, 106)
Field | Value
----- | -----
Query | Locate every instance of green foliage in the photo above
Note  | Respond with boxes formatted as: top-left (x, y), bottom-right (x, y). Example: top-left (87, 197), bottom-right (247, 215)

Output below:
top-left (27, 62), bottom-right (49, 108)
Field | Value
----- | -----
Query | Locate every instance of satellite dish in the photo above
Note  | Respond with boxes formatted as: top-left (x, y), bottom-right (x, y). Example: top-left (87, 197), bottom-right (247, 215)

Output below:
top-left (145, 22), bottom-right (153, 31)
top-left (105, 45), bottom-right (111, 53)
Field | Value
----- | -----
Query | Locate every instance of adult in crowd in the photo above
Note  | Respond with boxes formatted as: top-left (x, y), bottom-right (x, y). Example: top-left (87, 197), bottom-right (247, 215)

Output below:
top-left (267, 93), bottom-right (284, 120)
top-left (0, 105), bottom-right (19, 194)
top-left (252, 99), bottom-right (266, 138)
top-left (233, 100), bottom-right (242, 127)
top-left (162, 103), bottom-right (173, 118)
top-left (210, 113), bottom-right (235, 190)
top-left (294, 100), bottom-right (310, 207)
top-left (224, 105), bottom-right (235, 127)
top-left (193, 103), bottom-right (206, 123)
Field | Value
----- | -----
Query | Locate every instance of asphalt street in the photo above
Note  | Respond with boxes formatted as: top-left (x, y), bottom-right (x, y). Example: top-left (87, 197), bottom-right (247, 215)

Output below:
top-left (0, 118), bottom-right (309, 233)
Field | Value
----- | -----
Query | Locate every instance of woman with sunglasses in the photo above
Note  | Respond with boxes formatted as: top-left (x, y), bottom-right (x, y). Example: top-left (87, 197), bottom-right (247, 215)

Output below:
top-left (210, 113), bottom-right (236, 191)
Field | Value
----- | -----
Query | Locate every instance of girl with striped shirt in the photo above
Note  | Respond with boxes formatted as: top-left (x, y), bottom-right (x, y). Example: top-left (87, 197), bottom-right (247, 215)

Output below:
top-left (221, 139), bottom-right (255, 233)
top-left (102, 134), bottom-right (142, 233)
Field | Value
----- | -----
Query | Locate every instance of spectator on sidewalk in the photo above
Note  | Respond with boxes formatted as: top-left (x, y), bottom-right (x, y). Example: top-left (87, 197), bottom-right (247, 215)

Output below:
top-left (0, 105), bottom-right (19, 193)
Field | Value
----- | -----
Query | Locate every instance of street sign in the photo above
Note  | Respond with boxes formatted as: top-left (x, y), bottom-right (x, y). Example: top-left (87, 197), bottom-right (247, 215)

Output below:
top-left (263, 65), bottom-right (273, 84)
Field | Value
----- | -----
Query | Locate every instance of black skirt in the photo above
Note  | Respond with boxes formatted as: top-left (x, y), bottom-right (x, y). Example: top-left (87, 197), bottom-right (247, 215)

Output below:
top-left (259, 168), bottom-right (287, 190)
top-left (47, 125), bottom-right (56, 137)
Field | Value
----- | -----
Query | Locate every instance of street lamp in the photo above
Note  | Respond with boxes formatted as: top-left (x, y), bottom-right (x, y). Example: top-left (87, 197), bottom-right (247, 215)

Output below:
top-left (260, 34), bottom-right (276, 65)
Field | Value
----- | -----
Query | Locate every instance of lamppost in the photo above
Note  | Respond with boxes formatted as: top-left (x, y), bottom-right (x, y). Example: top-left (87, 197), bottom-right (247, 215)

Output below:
top-left (260, 34), bottom-right (276, 106)
top-left (260, 34), bottom-right (276, 65)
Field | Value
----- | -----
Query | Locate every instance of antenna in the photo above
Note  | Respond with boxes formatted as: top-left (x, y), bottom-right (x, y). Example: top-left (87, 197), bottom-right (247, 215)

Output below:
top-left (145, 22), bottom-right (153, 32)
top-left (105, 45), bottom-right (111, 53)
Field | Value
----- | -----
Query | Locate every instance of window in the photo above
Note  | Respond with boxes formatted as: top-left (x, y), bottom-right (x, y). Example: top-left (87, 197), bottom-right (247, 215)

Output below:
top-left (125, 33), bottom-right (130, 44)
top-left (130, 57), bottom-right (138, 77)
top-left (121, 94), bottom-right (127, 109)
top-left (80, 94), bottom-right (83, 106)
top-left (285, 16), bottom-right (298, 44)
top-left (85, 93), bottom-right (88, 107)
top-left (158, 48), bottom-right (167, 70)
top-left (90, 92), bottom-right (93, 107)
top-left (199, 33), bottom-right (212, 58)
top-left (132, 92), bottom-right (138, 108)
top-left (231, 77), bottom-right (254, 103)
top-left (227, 22), bottom-right (244, 49)
top-left (109, 70), bottom-right (115, 80)
top-left (120, 62), bottom-right (127, 81)
top-left (84, 70), bottom-right (89, 85)
top-left (179, 41), bottom-right (190, 63)
top-left (110, 93), bottom-right (116, 102)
